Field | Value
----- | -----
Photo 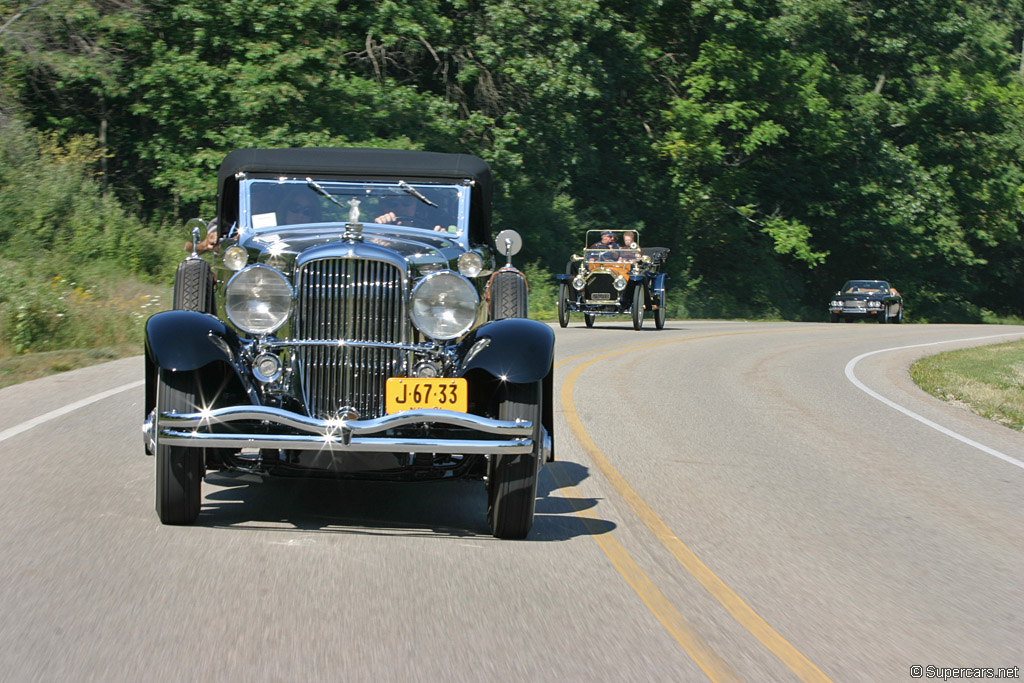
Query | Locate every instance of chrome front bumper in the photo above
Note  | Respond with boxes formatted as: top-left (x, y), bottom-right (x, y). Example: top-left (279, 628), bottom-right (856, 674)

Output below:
top-left (144, 405), bottom-right (535, 455)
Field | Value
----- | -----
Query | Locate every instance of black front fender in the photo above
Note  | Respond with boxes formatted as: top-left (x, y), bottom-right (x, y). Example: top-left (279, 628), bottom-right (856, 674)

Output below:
top-left (143, 310), bottom-right (248, 419)
top-left (145, 310), bottom-right (240, 372)
top-left (457, 318), bottom-right (554, 384)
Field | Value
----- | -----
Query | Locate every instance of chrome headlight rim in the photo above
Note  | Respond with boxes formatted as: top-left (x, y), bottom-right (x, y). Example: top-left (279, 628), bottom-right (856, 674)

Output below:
top-left (409, 270), bottom-right (480, 341)
top-left (225, 264), bottom-right (293, 336)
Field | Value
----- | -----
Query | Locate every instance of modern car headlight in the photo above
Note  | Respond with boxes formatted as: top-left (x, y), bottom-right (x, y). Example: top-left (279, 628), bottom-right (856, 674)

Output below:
top-left (830, 300), bottom-right (842, 308)
top-left (410, 271), bottom-right (479, 341)
top-left (867, 300), bottom-right (882, 308)
top-left (225, 265), bottom-right (292, 335)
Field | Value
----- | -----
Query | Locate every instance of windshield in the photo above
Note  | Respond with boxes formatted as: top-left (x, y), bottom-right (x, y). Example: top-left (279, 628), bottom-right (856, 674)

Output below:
top-left (841, 280), bottom-right (889, 294)
top-left (584, 229), bottom-right (640, 263)
top-left (239, 179), bottom-right (468, 236)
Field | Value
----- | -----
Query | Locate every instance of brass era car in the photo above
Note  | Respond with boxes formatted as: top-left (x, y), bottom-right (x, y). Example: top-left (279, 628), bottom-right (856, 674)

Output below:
top-left (828, 279), bottom-right (904, 323)
top-left (143, 148), bottom-right (553, 539)
top-left (556, 230), bottom-right (669, 330)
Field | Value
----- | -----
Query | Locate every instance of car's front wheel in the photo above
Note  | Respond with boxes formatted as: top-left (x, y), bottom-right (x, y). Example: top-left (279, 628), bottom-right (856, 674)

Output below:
top-left (584, 313), bottom-right (595, 328)
top-left (829, 313), bottom-right (840, 323)
top-left (878, 307), bottom-right (889, 324)
top-left (557, 283), bottom-right (570, 328)
top-left (155, 369), bottom-right (204, 525)
top-left (632, 286), bottom-right (644, 330)
top-left (654, 291), bottom-right (667, 330)
top-left (488, 381), bottom-right (541, 539)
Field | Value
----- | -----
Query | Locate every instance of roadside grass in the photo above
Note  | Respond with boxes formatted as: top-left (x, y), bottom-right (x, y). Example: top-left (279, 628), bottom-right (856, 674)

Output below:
top-left (0, 346), bottom-right (138, 389)
top-left (910, 340), bottom-right (1024, 431)
top-left (0, 268), bottom-right (170, 389)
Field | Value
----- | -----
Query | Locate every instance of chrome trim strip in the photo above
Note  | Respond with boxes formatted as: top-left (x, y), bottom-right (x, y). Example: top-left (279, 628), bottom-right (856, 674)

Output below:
top-left (264, 339), bottom-right (438, 353)
top-left (157, 404), bottom-right (534, 453)
top-left (160, 405), bottom-right (531, 436)
top-left (158, 431), bottom-right (531, 454)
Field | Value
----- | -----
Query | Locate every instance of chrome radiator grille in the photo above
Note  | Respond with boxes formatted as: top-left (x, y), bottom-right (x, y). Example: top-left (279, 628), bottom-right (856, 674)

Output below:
top-left (294, 258), bottom-right (406, 419)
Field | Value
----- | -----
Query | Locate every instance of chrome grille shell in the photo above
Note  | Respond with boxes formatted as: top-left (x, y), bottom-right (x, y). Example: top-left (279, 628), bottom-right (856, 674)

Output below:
top-left (293, 245), bottom-right (409, 420)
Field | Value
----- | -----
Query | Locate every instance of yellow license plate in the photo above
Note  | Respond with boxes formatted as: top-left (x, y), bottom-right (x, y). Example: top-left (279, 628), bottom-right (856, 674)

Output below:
top-left (386, 378), bottom-right (468, 414)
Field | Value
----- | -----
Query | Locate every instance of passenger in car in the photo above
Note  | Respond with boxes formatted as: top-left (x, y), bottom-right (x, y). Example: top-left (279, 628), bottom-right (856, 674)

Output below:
top-left (184, 217), bottom-right (218, 254)
top-left (278, 193), bottom-right (323, 225)
top-left (620, 231), bottom-right (639, 261)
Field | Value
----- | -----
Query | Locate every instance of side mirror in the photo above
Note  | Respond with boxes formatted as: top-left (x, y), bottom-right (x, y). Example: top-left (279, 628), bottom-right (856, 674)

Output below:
top-left (494, 229), bottom-right (523, 267)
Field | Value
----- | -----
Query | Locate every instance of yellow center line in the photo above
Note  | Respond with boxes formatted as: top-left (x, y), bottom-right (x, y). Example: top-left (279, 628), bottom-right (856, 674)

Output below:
top-left (547, 464), bottom-right (739, 682)
top-left (555, 329), bottom-right (834, 683)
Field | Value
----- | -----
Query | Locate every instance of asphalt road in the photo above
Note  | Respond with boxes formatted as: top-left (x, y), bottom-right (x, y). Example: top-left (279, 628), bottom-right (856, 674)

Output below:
top-left (1, 321), bottom-right (1022, 682)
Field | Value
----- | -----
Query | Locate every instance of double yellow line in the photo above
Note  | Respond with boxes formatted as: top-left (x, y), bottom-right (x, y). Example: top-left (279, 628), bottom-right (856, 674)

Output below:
top-left (553, 331), bottom-right (832, 682)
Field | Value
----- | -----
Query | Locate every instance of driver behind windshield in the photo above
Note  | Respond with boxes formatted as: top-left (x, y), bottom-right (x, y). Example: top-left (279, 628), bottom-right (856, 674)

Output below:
top-left (373, 189), bottom-right (457, 233)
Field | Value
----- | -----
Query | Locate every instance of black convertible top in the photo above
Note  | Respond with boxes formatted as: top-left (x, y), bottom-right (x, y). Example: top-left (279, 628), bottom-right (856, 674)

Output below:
top-left (217, 147), bottom-right (493, 241)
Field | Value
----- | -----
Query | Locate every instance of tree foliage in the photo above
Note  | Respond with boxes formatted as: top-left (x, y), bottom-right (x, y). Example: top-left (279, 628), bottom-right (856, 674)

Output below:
top-left (1, 0), bottom-right (1023, 321)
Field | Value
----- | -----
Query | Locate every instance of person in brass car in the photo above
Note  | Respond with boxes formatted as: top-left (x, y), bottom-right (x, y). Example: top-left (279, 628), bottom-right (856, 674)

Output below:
top-left (588, 231), bottom-right (620, 261)
top-left (619, 231), bottom-right (639, 261)
top-left (590, 231), bottom-right (620, 249)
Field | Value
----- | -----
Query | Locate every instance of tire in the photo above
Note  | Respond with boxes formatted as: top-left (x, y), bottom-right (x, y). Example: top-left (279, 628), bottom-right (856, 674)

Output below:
top-left (490, 270), bottom-right (528, 320)
top-left (155, 369), bottom-right (204, 525)
top-left (631, 285), bottom-right (644, 330)
top-left (557, 283), bottom-right (570, 328)
top-left (829, 313), bottom-right (840, 323)
top-left (584, 313), bottom-right (595, 328)
top-left (894, 307), bottom-right (903, 324)
top-left (654, 291), bottom-right (666, 330)
top-left (488, 381), bottom-right (541, 539)
top-left (878, 307), bottom-right (888, 324)
top-left (173, 258), bottom-right (216, 314)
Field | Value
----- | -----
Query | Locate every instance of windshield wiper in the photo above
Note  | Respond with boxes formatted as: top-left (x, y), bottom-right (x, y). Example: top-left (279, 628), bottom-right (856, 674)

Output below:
top-left (305, 177), bottom-right (348, 210)
top-left (398, 180), bottom-right (438, 207)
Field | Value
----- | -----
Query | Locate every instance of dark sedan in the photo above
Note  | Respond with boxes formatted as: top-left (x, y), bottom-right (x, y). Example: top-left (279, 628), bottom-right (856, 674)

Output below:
top-left (828, 280), bottom-right (903, 323)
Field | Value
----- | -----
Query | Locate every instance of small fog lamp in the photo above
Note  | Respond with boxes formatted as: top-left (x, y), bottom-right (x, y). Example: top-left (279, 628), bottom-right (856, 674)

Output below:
top-left (223, 246), bottom-right (249, 271)
top-left (413, 361), bottom-right (442, 378)
top-left (458, 252), bottom-right (484, 278)
top-left (253, 353), bottom-right (283, 383)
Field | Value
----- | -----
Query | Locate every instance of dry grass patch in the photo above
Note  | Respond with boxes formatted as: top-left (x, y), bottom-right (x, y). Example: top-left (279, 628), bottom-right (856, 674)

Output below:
top-left (910, 340), bottom-right (1024, 431)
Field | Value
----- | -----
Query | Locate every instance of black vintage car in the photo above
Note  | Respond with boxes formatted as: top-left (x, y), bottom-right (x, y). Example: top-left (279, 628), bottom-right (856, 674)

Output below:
top-left (828, 280), bottom-right (904, 323)
top-left (143, 147), bottom-right (553, 539)
top-left (556, 230), bottom-right (669, 330)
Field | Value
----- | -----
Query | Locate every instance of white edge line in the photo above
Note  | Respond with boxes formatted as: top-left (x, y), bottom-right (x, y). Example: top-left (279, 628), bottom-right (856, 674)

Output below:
top-left (0, 379), bottom-right (144, 444)
top-left (844, 334), bottom-right (1024, 470)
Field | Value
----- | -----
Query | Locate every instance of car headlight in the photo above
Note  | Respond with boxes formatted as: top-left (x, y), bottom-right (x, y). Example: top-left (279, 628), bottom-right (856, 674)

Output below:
top-left (223, 245), bottom-right (249, 271)
top-left (458, 251), bottom-right (484, 278)
top-left (613, 276), bottom-right (627, 291)
top-left (830, 300), bottom-right (842, 308)
top-left (225, 265), bottom-right (292, 335)
top-left (410, 271), bottom-right (479, 340)
top-left (573, 276), bottom-right (585, 290)
top-left (867, 300), bottom-right (882, 308)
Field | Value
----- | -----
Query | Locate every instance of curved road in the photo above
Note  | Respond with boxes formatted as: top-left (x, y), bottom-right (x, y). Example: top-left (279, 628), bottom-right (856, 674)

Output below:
top-left (1, 321), bottom-right (1021, 682)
